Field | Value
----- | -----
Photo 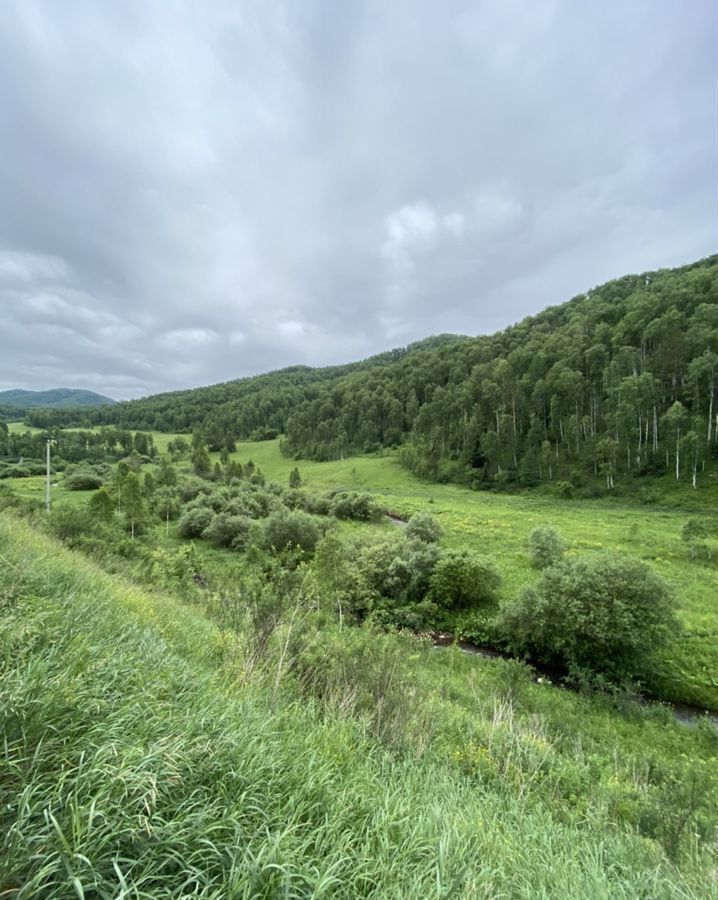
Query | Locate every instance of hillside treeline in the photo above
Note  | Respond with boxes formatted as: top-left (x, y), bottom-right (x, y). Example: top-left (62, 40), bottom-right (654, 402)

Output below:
top-left (32, 257), bottom-right (717, 488)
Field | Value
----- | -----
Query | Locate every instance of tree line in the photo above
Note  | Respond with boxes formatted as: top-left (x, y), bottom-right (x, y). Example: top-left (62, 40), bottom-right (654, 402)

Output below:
top-left (27, 256), bottom-right (717, 490)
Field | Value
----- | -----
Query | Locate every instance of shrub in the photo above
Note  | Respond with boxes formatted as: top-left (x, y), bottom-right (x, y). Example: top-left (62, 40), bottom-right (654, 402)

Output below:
top-left (263, 510), bottom-right (321, 555)
top-left (0, 465), bottom-right (31, 479)
top-left (499, 553), bottom-right (677, 681)
top-left (65, 473), bottom-right (104, 491)
top-left (178, 505), bottom-right (214, 538)
top-left (681, 518), bottom-right (717, 562)
top-left (202, 513), bottom-right (253, 550)
top-left (428, 549), bottom-right (501, 612)
top-left (178, 476), bottom-right (213, 502)
top-left (329, 491), bottom-right (383, 522)
top-left (554, 481), bottom-right (575, 499)
top-left (405, 511), bottom-right (442, 544)
top-left (527, 525), bottom-right (565, 569)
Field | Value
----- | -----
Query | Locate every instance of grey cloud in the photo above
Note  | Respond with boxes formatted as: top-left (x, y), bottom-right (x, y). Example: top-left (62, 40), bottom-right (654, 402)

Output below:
top-left (0, 0), bottom-right (714, 398)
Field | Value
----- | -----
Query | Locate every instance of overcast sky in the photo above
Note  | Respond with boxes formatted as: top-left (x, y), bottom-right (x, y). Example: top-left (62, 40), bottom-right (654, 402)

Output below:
top-left (0, 1), bottom-right (715, 399)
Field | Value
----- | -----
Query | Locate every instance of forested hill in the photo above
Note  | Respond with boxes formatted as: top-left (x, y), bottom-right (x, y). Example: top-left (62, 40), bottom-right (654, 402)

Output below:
top-left (0, 388), bottom-right (116, 420)
top-left (0, 388), bottom-right (115, 409)
top-left (33, 256), bottom-right (717, 489)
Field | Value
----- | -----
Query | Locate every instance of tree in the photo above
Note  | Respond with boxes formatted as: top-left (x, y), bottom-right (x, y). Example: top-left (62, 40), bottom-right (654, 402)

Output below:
top-left (499, 554), bottom-right (676, 680)
top-left (156, 457), bottom-right (178, 487)
top-left (88, 486), bottom-right (115, 522)
top-left (121, 472), bottom-right (146, 538)
top-left (663, 401), bottom-right (687, 480)
top-left (192, 443), bottom-right (211, 477)
top-left (289, 467), bottom-right (302, 489)
top-left (152, 487), bottom-right (181, 536)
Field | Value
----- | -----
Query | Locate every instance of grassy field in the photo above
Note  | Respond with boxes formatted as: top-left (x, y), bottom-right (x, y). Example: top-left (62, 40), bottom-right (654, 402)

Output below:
top-left (227, 440), bottom-right (718, 709)
top-left (4, 432), bottom-right (717, 709)
top-left (2, 514), bottom-right (717, 897)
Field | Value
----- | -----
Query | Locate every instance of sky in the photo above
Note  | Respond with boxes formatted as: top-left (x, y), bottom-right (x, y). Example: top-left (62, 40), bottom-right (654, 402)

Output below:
top-left (0, 1), bottom-right (715, 400)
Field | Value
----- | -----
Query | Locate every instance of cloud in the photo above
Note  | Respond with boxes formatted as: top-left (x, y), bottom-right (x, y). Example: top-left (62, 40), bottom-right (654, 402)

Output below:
top-left (157, 328), bottom-right (219, 350)
top-left (0, 249), bottom-right (72, 283)
top-left (381, 202), bottom-right (466, 269)
top-left (0, 0), bottom-right (714, 398)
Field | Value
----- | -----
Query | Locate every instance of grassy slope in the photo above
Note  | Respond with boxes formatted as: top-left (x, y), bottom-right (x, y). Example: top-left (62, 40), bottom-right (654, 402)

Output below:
top-left (2, 514), bottom-right (717, 898)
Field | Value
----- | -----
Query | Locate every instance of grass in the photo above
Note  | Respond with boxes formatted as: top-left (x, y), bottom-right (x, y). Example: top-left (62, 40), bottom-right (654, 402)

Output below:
top-left (2, 513), bottom-right (717, 897)
top-left (4, 431), bottom-right (717, 709)
top-left (227, 440), bottom-right (718, 710)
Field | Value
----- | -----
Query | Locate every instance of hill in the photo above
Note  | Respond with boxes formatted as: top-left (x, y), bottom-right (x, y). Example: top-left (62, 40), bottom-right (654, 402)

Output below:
top-left (27, 256), bottom-right (718, 493)
top-left (2, 513), bottom-right (717, 896)
top-left (0, 388), bottom-right (115, 411)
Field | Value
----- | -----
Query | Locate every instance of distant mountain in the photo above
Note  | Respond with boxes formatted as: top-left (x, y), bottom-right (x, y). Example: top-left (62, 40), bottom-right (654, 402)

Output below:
top-left (0, 388), bottom-right (116, 409)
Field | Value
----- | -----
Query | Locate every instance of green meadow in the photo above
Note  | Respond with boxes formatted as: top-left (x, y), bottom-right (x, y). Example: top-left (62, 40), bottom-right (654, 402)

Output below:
top-left (5, 433), bottom-right (717, 709)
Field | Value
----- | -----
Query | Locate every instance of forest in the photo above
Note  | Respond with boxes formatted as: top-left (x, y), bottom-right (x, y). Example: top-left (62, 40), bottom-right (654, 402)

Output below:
top-left (28, 256), bottom-right (717, 494)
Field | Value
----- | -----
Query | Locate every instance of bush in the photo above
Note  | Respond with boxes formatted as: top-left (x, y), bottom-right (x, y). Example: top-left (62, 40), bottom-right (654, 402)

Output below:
top-left (202, 513), bottom-right (253, 550)
top-left (329, 491), bottom-right (383, 522)
top-left (65, 473), bottom-right (104, 491)
top-left (499, 554), bottom-right (677, 681)
top-left (681, 518), bottom-right (717, 562)
top-left (554, 481), bottom-right (575, 499)
top-left (0, 465), bottom-right (31, 479)
top-left (405, 512), bottom-right (442, 544)
top-left (178, 476), bottom-right (213, 502)
top-left (428, 549), bottom-right (501, 612)
top-left (263, 510), bottom-right (321, 555)
top-left (527, 525), bottom-right (565, 569)
top-left (178, 505), bottom-right (214, 538)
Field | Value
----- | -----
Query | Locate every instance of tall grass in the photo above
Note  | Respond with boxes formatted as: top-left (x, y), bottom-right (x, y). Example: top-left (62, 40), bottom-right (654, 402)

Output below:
top-left (1, 514), bottom-right (716, 898)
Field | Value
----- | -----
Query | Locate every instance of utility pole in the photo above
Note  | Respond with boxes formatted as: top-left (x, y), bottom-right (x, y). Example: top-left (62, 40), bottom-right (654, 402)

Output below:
top-left (45, 439), bottom-right (51, 512)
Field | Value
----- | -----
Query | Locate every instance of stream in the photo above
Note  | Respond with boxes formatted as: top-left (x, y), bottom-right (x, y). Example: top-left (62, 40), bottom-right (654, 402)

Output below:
top-left (382, 515), bottom-right (717, 727)
top-left (427, 630), bottom-right (718, 728)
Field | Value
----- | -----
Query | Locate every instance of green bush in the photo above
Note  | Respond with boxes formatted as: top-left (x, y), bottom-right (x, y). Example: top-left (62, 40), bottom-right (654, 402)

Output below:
top-left (202, 512), bottom-right (253, 550)
top-left (178, 505), bottom-right (214, 538)
top-left (263, 510), bottom-right (321, 555)
top-left (499, 554), bottom-right (677, 681)
top-left (65, 472), bottom-right (104, 491)
top-left (428, 549), bottom-right (501, 612)
top-left (329, 491), bottom-right (383, 522)
top-left (527, 525), bottom-right (565, 568)
top-left (405, 511), bottom-right (442, 544)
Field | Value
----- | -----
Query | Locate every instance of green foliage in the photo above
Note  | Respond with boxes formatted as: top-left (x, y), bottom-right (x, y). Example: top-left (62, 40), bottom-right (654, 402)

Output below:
top-left (289, 466), bottom-right (302, 488)
top-left (202, 512), bottom-right (253, 550)
top-left (262, 510), bottom-right (321, 555)
top-left (87, 486), bottom-right (115, 522)
top-left (2, 515), bottom-right (717, 894)
top-left (405, 511), bottom-right (442, 543)
top-left (339, 533), bottom-right (441, 628)
top-left (192, 442), bottom-right (211, 476)
top-left (328, 490), bottom-right (383, 521)
top-left (682, 517), bottom-right (718, 562)
top-left (178, 504), bottom-right (214, 538)
top-left (500, 554), bottom-right (678, 681)
top-left (156, 456), bottom-right (178, 486)
top-left (428, 549), bottom-right (501, 612)
top-left (64, 472), bottom-right (103, 490)
top-left (527, 525), bottom-right (565, 568)
top-left (26, 257), bottom-right (718, 503)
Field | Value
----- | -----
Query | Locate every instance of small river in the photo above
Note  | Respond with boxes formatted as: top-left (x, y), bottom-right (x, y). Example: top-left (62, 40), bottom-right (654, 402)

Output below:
top-left (428, 630), bottom-right (718, 728)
